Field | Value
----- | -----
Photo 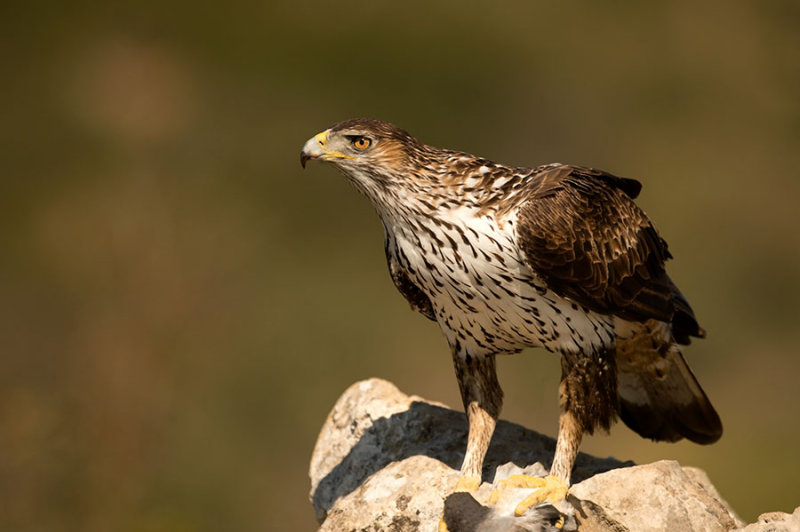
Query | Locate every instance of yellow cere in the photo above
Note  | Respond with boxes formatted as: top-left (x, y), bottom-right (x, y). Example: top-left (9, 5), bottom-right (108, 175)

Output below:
top-left (314, 130), bottom-right (329, 147)
top-left (314, 129), bottom-right (355, 160)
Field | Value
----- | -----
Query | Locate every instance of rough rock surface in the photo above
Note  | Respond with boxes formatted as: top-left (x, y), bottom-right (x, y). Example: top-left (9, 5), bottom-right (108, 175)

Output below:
top-left (567, 461), bottom-right (739, 531)
top-left (738, 507), bottom-right (800, 532)
top-left (308, 379), bottom-right (786, 531)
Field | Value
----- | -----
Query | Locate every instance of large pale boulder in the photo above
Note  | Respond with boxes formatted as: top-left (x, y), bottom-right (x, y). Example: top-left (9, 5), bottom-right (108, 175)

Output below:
top-left (308, 378), bottom-right (784, 531)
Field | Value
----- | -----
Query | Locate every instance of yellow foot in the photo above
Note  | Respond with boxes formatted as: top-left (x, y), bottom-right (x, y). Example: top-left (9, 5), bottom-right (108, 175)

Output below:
top-left (488, 474), bottom-right (569, 516)
top-left (454, 475), bottom-right (481, 492)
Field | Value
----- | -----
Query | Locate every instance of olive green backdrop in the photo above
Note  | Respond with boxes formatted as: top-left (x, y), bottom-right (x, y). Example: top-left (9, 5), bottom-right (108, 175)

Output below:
top-left (2, 1), bottom-right (799, 530)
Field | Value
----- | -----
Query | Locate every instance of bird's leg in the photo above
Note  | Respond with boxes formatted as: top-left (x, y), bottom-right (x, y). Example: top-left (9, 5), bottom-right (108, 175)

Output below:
top-left (550, 380), bottom-right (583, 483)
top-left (507, 383), bottom-right (580, 515)
top-left (439, 351), bottom-right (502, 532)
top-left (499, 347), bottom-right (618, 515)
top-left (453, 350), bottom-right (503, 492)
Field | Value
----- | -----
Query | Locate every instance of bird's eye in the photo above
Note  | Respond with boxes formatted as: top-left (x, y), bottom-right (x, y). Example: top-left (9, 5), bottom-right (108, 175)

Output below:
top-left (350, 136), bottom-right (371, 150)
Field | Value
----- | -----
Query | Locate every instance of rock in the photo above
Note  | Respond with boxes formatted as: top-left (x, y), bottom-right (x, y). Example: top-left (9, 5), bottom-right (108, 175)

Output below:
top-left (568, 461), bottom-right (740, 531)
top-left (738, 507), bottom-right (800, 532)
top-left (309, 379), bottom-right (754, 531)
top-left (318, 455), bottom-right (454, 532)
top-left (309, 378), bottom-right (623, 530)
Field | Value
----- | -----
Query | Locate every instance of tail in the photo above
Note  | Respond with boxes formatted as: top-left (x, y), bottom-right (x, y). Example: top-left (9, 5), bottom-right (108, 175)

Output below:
top-left (614, 319), bottom-right (722, 444)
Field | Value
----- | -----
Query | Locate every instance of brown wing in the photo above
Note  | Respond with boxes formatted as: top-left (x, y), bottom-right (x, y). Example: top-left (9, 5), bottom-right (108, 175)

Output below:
top-left (516, 165), bottom-right (703, 342)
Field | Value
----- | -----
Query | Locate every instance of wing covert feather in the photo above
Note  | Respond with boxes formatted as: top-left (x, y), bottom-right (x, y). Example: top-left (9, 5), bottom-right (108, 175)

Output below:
top-left (516, 165), bottom-right (700, 338)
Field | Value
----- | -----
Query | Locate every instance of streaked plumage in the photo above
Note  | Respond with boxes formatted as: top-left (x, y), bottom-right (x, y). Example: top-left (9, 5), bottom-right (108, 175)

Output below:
top-left (301, 118), bottom-right (721, 508)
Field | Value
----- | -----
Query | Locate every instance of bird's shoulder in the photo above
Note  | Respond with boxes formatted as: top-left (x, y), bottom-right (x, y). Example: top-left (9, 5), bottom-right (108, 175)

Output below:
top-left (445, 159), bottom-right (642, 211)
top-left (511, 163), bottom-right (654, 243)
top-left (523, 163), bottom-right (643, 200)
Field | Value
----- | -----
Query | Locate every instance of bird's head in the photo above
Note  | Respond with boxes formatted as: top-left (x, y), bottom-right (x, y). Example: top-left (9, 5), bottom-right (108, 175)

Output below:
top-left (300, 118), bottom-right (416, 169)
top-left (300, 119), bottom-right (432, 202)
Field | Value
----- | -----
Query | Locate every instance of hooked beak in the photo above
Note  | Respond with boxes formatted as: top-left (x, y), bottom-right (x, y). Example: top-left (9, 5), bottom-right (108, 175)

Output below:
top-left (300, 130), bottom-right (327, 168)
top-left (300, 129), bottom-right (354, 168)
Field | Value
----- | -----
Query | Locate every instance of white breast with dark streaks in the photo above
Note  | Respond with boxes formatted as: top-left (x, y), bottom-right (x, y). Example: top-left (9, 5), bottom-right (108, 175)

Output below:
top-left (386, 205), bottom-right (616, 358)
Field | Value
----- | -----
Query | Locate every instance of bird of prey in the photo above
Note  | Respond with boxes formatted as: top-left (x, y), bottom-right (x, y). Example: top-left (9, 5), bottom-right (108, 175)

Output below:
top-left (300, 118), bottom-right (722, 518)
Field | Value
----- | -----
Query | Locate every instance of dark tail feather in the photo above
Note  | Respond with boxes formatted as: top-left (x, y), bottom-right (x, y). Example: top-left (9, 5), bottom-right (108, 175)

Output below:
top-left (615, 320), bottom-right (722, 444)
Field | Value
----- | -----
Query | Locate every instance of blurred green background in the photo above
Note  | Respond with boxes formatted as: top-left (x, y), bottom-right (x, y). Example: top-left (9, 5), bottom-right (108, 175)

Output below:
top-left (2, 1), bottom-right (799, 530)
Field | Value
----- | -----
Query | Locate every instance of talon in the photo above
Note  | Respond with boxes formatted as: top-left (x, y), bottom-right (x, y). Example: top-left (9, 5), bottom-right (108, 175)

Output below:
top-left (486, 473), bottom-right (569, 516)
top-left (489, 474), bottom-right (544, 504)
top-left (489, 473), bottom-right (547, 504)
top-left (513, 475), bottom-right (569, 516)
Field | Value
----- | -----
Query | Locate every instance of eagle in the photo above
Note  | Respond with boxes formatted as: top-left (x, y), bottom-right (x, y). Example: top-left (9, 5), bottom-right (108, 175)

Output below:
top-left (300, 118), bottom-right (722, 518)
